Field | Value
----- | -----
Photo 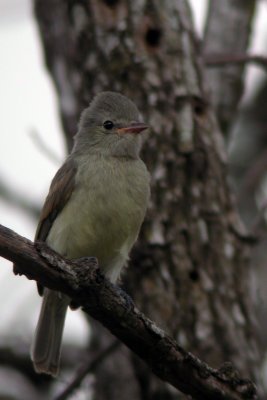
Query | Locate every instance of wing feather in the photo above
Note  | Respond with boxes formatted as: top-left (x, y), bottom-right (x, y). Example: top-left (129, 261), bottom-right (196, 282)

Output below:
top-left (13, 157), bottom-right (77, 295)
top-left (35, 158), bottom-right (77, 242)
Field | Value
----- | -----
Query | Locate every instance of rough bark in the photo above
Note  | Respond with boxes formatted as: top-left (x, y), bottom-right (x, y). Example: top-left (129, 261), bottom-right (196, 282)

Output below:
top-left (0, 224), bottom-right (258, 400)
top-left (203, 0), bottom-right (256, 133)
top-left (229, 77), bottom-right (267, 350)
top-left (33, 0), bottom-right (262, 399)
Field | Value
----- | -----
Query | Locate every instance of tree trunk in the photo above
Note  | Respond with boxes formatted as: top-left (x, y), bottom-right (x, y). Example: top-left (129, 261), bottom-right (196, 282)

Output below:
top-left (203, 0), bottom-right (256, 134)
top-left (34, 0), bottom-right (262, 398)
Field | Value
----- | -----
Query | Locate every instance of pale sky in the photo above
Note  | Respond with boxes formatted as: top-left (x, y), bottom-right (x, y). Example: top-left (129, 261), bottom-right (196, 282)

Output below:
top-left (0, 0), bottom-right (87, 343)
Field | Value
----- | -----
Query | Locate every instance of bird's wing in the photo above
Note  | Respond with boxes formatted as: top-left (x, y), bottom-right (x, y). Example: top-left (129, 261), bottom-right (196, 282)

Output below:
top-left (13, 157), bottom-right (77, 295)
top-left (35, 157), bottom-right (77, 242)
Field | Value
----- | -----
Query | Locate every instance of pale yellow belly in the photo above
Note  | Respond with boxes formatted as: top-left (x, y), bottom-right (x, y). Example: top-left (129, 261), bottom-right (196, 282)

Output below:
top-left (47, 179), bottom-right (145, 281)
top-left (47, 155), bottom-right (150, 282)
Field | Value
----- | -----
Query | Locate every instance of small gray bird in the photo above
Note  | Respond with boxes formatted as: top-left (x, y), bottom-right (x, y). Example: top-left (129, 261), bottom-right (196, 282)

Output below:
top-left (30, 92), bottom-right (150, 376)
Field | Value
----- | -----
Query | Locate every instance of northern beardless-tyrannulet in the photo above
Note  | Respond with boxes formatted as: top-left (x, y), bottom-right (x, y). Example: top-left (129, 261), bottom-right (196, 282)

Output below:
top-left (27, 92), bottom-right (150, 376)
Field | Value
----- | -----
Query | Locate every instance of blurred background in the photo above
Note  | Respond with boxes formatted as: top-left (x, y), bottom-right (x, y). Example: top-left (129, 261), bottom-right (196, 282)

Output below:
top-left (1, 0), bottom-right (267, 398)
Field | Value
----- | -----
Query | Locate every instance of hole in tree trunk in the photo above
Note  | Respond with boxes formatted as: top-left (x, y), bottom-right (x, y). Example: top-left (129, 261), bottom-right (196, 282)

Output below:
top-left (189, 270), bottom-right (199, 282)
top-left (102, 0), bottom-right (119, 7)
top-left (192, 96), bottom-right (208, 117)
top-left (145, 28), bottom-right (162, 47)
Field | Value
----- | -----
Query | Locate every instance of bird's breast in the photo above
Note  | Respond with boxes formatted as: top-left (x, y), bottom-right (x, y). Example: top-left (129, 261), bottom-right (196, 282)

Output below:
top-left (47, 155), bottom-right (150, 278)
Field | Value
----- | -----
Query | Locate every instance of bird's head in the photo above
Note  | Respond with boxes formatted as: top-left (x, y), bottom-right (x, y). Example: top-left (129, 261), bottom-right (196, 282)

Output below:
top-left (74, 92), bottom-right (149, 159)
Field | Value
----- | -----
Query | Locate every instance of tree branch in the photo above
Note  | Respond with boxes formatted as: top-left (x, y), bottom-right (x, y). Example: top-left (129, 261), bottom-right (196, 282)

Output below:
top-left (54, 340), bottom-right (120, 400)
top-left (0, 176), bottom-right (40, 220)
top-left (0, 224), bottom-right (257, 400)
top-left (0, 339), bottom-right (88, 387)
top-left (205, 53), bottom-right (267, 71)
top-left (29, 129), bottom-right (62, 166)
top-left (203, 0), bottom-right (256, 133)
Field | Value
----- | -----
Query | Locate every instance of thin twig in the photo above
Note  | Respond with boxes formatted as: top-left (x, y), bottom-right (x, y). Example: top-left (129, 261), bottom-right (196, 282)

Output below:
top-left (0, 175), bottom-right (40, 219)
top-left (205, 53), bottom-right (267, 70)
top-left (54, 340), bottom-right (120, 400)
top-left (29, 129), bottom-right (62, 165)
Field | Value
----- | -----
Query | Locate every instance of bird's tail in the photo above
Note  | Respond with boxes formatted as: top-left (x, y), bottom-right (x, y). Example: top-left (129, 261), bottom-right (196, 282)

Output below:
top-left (31, 288), bottom-right (69, 377)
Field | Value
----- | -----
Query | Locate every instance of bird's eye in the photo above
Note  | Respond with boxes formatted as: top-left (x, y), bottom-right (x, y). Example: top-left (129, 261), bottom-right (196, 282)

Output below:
top-left (103, 120), bottom-right (114, 130)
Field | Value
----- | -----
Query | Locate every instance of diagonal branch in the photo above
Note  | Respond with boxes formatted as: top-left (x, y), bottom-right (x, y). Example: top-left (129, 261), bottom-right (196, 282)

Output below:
top-left (0, 224), bottom-right (257, 400)
top-left (54, 340), bottom-right (121, 400)
top-left (0, 176), bottom-right (40, 220)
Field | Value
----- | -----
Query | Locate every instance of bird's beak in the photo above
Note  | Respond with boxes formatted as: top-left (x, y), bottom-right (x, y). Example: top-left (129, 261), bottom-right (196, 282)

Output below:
top-left (117, 122), bottom-right (149, 135)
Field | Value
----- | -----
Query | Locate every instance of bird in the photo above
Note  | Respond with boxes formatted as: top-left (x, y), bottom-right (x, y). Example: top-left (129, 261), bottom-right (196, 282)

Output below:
top-left (29, 91), bottom-right (150, 377)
